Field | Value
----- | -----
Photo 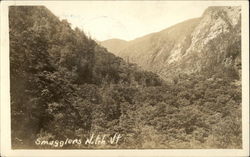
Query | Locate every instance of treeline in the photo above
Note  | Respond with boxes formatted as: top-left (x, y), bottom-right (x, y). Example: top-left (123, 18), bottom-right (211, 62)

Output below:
top-left (9, 6), bottom-right (241, 149)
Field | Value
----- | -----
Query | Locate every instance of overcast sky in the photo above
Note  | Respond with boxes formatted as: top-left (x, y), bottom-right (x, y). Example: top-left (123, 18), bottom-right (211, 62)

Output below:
top-left (45, 1), bottom-right (231, 41)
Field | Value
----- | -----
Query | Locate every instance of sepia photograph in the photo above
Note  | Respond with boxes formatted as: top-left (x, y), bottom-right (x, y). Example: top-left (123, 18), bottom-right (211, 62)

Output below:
top-left (0, 0), bottom-right (249, 156)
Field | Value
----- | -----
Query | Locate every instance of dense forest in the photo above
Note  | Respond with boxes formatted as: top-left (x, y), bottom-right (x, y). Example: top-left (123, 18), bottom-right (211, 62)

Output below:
top-left (9, 6), bottom-right (241, 149)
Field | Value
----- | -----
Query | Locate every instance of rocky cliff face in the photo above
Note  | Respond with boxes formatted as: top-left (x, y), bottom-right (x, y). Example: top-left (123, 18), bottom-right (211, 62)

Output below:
top-left (101, 6), bottom-right (241, 80)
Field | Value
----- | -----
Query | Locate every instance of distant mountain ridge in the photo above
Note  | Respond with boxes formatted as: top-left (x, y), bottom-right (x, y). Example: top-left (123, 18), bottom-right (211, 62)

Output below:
top-left (101, 6), bottom-right (241, 80)
top-left (101, 38), bottom-right (128, 56)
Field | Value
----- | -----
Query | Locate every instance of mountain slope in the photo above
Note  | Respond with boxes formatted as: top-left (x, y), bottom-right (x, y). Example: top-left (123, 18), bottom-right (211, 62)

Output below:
top-left (101, 6), bottom-right (241, 81)
top-left (9, 6), bottom-right (163, 148)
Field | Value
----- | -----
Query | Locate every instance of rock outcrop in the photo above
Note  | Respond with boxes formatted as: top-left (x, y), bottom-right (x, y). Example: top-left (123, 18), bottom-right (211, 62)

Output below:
top-left (101, 6), bottom-right (241, 80)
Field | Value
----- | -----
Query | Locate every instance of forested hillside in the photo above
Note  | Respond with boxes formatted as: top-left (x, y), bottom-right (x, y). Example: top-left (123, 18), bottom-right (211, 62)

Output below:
top-left (10, 6), bottom-right (241, 149)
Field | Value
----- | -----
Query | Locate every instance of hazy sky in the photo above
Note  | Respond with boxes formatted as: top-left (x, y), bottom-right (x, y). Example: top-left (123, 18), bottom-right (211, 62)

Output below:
top-left (45, 1), bottom-right (228, 41)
